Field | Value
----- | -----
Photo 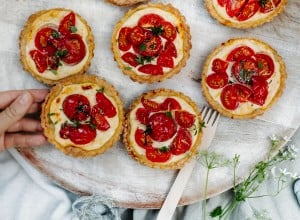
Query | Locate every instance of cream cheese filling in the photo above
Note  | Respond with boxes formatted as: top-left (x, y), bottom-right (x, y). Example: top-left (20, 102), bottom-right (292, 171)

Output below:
top-left (49, 84), bottom-right (119, 151)
top-left (117, 7), bottom-right (184, 75)
top-left (206, 39), bottom-right (281, 115)
top-left (129, 96), bottom-right (199, 164)
top-left (25, 10), bottom-right (90, 80)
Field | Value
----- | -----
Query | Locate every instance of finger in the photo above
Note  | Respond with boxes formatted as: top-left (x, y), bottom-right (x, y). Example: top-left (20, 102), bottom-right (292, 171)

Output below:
top-left (4, 133), bottom-right (47, 149)
top-left (0, 92), bottom-right (33, 133)
top-left (27, 103), bottom-right (42, 114)
top-left (0, 89), bottom-right (49, 109)
top-left (6, 118), bottom-right (43, 133)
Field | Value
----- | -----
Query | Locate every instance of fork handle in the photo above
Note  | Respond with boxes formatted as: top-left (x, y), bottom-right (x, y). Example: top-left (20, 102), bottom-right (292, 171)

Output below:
top-left (156, 159), bottom-right (196, 220)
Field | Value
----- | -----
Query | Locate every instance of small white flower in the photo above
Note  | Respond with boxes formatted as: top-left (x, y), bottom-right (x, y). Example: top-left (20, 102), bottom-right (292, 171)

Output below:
top-left (290, 144), bottom-right (298, 153)
top-left (271, 166), bottom-right (277, 177)
top-left (290, 172), bottom-right (299, 179)
top-left (279, 168), bottom-right (288, 176)
top-left (270, 134), bottom-right (278, 141)
top-left (282, 136), bottom-right (290, 142)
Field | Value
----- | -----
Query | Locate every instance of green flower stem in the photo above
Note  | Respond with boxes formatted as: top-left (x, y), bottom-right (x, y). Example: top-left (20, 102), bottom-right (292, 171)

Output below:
top-left (202, 168), bottom-right (210, 220)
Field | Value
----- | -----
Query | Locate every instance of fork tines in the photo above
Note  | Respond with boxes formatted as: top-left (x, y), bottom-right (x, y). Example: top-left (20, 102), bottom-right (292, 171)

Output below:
top-left (201, 106), bottom-right (220, 126)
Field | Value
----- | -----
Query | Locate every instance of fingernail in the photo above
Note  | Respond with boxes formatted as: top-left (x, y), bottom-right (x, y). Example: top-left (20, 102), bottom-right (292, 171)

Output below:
top-left (18, 92), bottom-right (31, 105)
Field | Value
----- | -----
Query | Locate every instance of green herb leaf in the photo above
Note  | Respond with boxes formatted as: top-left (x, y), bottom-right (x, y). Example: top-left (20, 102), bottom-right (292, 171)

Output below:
top-left (258, 0), bottom-right (269, 7)
top-left (159, 146), bottom-right (170, 152)
top-left (70, 26), bottom-right (77, 33)
top-left (71, 120), bottom-right (80, 128)
top-left (257, 61), bottom-right (263, 70)
top-left (139, 43), bottom-right (146, 51)
top-left (210, 206), bottom-right (223, 217)
top-left (150, 25), bottom-right (164, 36)
top-left (96, 87), bottom-right (104, 93)
top-left (50, 69), bottom-right (58, 75)
top-left (51, 30), bottom-right (60, 39)
top-left (125, 66), bottom-right (132, 70)
top-left (166, 111), bottom-right (172, 118)
top-left (47, 112), bottom-right (55, 117)
top-left (88, 121), bottom-right (97, 130)
top-left (136, 56), bottom-right (144, 65)
top-left (55, 49), bottom-right (68, 58)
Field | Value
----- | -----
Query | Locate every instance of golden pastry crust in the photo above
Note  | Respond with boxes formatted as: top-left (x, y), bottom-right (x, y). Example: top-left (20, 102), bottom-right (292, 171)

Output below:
top-left (205, 0), bottom-right (288, 29)
top-left (201, 37), bottom-right (286, 119)
top-left (106, 0), bottom-right (148, 6)
top-left (124, 89), bottom-right (203, 169)
top-left (19, 8), bottom-right (94, 85)
top-left (111, 3), bottom-right (192, 84)
top-left (41, 74), bottom-right (124, 157)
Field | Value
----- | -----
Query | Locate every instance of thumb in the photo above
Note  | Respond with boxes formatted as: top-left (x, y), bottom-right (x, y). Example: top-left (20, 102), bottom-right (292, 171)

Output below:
top-left (0, 92), bottom-right (33, 133)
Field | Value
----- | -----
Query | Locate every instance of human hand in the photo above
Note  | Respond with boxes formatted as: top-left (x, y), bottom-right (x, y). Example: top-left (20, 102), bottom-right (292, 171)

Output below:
top-left (0, 89), bottom-right (49, 152)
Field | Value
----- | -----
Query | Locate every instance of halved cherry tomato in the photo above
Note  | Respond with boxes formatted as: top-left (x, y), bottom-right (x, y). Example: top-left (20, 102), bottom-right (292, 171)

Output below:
top-left (138, 14), bottom-right (164, 29)
top-left (212, 58), bottom-right (229, 73)
top-left (129, 26), bottom-right (146, 46)
top-left (157, 53), bottom-right (174, 68)
top-left (91, 109), bottom-right (110, 131)
top-left (138, 64), bottom-right (163, 75)
top-left (29, 50), bottom-right (47, 73)
top-left (161, 21), bottom-right (177, 41)
top-left (118, 27), bottom-right (132, 51)
top-left (46, 55), bottom-right (60, 70)
top-left (160, 98), bottom-right (181, 111)
top-left (121, 52), bottom-right (138, 67)
top-left (237, 0), bottom-right (260, 21)
top-left (259, 0), bottom-right (274, 13)
top-left (35, 27), bottom-right (58, 51)
top-left (148, 112), bottom-right (177, 142)
top-left (234, 84), bottom-right (252, 102)
top-left (63, 94), bottom-right (91, 121)
top-left (226, 46), bottom-right (255, 61)
top-left (206, 73), bottom-right (229, 89)
top-left (59, 123), bottom-right (74, 139)
top-left (221, 85), bottom-right (238, 110)
top-left (249, 76), bottom-right (268, 106)
top-left (141, 97), bottom-right (160, 112)
top-left (60, 34), bottom-right (86, 65)
top-left (164, 41), bottom-right (177, 58)
top-left (95, 92), bottom-right (117, 118)
top-left (146, 147), bottom-right (171, 163)
top-left (133, 33), bottom-right (163, 57)
top-left (58, 11), bottom-right (76, 36)
top-left (218, 0), bottom-right (228, 7)
top-left (255, 53), bottom-right (274, 80)
top-left (232, 57), bottom-right (258, 84)
top-left (226, 0), bottom-right (248, 17)
top-left (175, 111), bottom-right (195, 128)
top-left (135, 128), bottom-right (153, 149)
top-left (136, 108), bottom-right (150, 124)
top-left (69, 124), bottom-right (96, 145)
top-left (170, 128), bottom-right (192, 155)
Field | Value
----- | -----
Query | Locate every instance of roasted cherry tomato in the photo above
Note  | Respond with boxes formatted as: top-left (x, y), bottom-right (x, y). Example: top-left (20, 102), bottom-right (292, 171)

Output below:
top-left (260, 0), bottom-right (281, 12)
top-left (164, 41), bottom-right (177, 58)
top-left (255, 53), bottom-right (274, 80)
top-left (58, 11), bottom-right (76, 36)
top-left (249, 76), bottom-right (268, 106)
top-left (218, 0), bottom-right (228, 7)
top-left (129, 26), bottom-right (146, 46)
top-left (133, 33), bottom-right (163, 57)
top-left (232, 57), bottom-right (258, 84)
top-left (212, 58), bottom-right (229, 73)
top-left (160, 98), bottom-right (181, 111)
top-left (161, 21), bottom-right (177, 41)
top-left (146, 147), bottom-right (171, 163)
top-left (226, 0), bottom-right (248, 17)
top-left (138, 13), bottom-right (164, 29)
top-left (138, 64), bottom-right (163, 75)
top-left (118, 27), bottom-right (132, 51)
top-left (59, 123), bottom-right (74, 139)
top-left (237, 0), bottom-right (260, 21)
top-left (206, 73), bottom-right (229, 89)
top-left (175, 111), bottom-right (195, 128)
top-left (69, 124), bottom-right (96, 145)
top-left (234, 84), bottom-right (252, 102)
top-left (135, 128), bottom-right (153, 149)
top-left (30, 50), bottom-right (47, 73)
top-left (157, 53), bottom-right (174, 68)
top-left (141, 97), bottom-right (161, 112)
top-left (221, 84), bottom-right (238, 110)
top-left (95, 92), bottom-right (117, 118)
top-left (136, 108), bottom-right (150, 124)
top-left (46, 55), bottom-right (60, 70)
top-left (34, 27), bottom-right (58, 51)
top-left (226, 46), bottom-right (255, 61)
top-left (148, 112), bottom-right (177, 142)
top-left (121, 52), bottom-right (138, 67)
top-left (63, 94), bottom-right (91, 121)
top-left (60, 34), bottom-right (86, 65)
top-left (170, 128), bottom-right (192, 155)
top-left (91, 109), bottom-right (110, 131)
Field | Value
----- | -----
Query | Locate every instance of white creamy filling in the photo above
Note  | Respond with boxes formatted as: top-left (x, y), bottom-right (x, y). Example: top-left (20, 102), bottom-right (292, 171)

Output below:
top-left (117, 8), bottom-right (184, 75)
top-left (49, 84), bottom-right (119, 151)
top-left (26, 10), bottom-right (90, 80)
top-left (207, 40), bottom-right (281, 115)
top-left (212, 0), bottom-right (277, 23)
top-left (129, 96), bottom-right (199, 164)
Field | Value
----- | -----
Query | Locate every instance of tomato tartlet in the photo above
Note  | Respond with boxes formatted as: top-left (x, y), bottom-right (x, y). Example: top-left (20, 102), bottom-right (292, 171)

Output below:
top-left (20, 8), bottom-right (94, 85)
top-left (107, 0), bottom-right (148, 6)
top-left (205, 0), bottom-right (287, 28)
top-left (111, 3), bottom-right (191, 83)
top-left (201, 38), bottom-right (286, 119)
top-left (41, 74), bottom-right (124, 157)
top-left (124, 89), bottom-right (203, 169)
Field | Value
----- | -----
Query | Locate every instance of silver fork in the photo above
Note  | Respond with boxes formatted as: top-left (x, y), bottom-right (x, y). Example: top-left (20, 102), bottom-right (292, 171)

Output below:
top-left (156, 106), bottom-right (220, 220)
